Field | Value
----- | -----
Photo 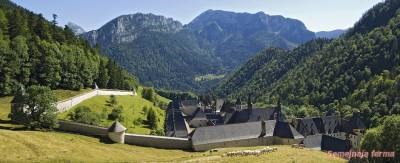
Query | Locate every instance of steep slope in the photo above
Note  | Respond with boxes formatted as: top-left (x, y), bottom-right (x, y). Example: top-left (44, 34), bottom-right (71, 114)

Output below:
top-left (216, 39), bottom-right (329, 98)
top-left (82, 11), bottom-right (315, 91)
top-left (315, 29), bottom-right (346, 39)
top-left (0, 0), bottom-right (138, 96)
top-left (217, 0), bottom-right (400, 126)
top-left (187, 10), bottom-right (316, 69)
top-left (82, 13), bottom-right (220, 91)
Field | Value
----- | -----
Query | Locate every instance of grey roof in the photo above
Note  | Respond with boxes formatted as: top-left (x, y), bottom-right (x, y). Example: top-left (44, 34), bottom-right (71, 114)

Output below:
top-left (227, 108), bottom-right (285, 124)
top-left (191, 121), bottom-right (264, 145)
top-left (180, 100), bottom-right (199, 116)
top-left (321, 135), bottom-right (351, 152)
top-left (108, 121), bottom-right (126, 132)
top-left (166, 100), bottom-right (189, 138)
top-left (274, 121), bottom-right (304, 139)
top-left (190, 109), bottom-right (209, 128)
top-left (340, 113), bottom-right (366, 133)
top-left (191, 120), bottom-right (301, 145)
top-left (293, 115), bottom-right (341, 136)
top-left (304, 134), bottom-right (352, 152)
top-left (321, 116), bottom-right (341, 134)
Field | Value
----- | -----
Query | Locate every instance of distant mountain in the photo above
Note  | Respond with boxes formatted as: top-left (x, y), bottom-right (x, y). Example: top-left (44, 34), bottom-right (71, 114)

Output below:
top-left (81, 10), bottom-right (315, 91)
top-left (82, 13), bottom-right (220, 91)
top-left (66, 22), bottom-right (85, 35)
top-left (216, 0), bottom-right (400, 127)
top-left (315, 29), bottom-right (346, 39)
top-left (187, 10), bottom-right (316, 69)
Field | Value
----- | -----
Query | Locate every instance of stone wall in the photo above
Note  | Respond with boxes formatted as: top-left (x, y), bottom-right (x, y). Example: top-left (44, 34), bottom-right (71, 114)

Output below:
top-left (328, 132), bottom-right (362, 149)
top-left (273, 137), bottom-right (303, 145)
top-left (58, 121), bottom-right (108, 137)
top-left (192, 137), bottom-right (275, 151)
top-left (57, 121), bottom-right (302, 151)
top-left (56, 89), bottom-right (136, 112)
top-left (124, 134), bottom-right (192, 150)
top-left (192, 136), bottom-right (303, 151)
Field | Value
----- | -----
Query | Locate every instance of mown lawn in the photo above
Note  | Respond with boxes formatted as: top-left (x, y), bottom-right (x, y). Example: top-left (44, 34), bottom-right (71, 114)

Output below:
top-left (52, 88), bottom-right (92, 101)
top-left (58, 95), bottom-right (166, 134)
top-left (0, 129), bottom-right (346, 162)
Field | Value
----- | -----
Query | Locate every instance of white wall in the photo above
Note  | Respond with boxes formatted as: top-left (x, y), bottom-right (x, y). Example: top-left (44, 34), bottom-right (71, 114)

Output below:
top-left (124, 133), bottom-right (192, 150)
top-left (56, 89), bottom-right (136, 112)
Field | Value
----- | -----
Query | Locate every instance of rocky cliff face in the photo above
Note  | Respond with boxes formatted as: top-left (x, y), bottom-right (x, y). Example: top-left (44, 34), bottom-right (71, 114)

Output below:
top-left (81, 11), bottom-right (316, 91)
top-left (83, 13), bottom-right (183, 46)
top-left (187, 10), bottom-right (315, 69)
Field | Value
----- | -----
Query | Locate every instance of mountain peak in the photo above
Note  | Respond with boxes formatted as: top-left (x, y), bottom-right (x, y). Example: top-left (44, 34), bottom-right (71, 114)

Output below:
top-left (83, 12), bottom-right (183, 45)
top-left (188, 9), bottom-right (315, 45)
top-left (66, 22), bottom-right (85, 35)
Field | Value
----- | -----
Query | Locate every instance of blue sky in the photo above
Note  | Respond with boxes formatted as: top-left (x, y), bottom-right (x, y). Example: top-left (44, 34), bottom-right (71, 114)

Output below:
top-left (12, 0), bottom-right (382, 32)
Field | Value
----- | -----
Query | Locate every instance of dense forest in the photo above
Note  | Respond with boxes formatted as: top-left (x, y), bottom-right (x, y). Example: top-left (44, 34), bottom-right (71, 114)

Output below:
top-left (216, 0), bottom-right (400, 127)
top-left (0, 0), bottom-right (138, 96)
top-left (82, 10), bottom-right (316, 92)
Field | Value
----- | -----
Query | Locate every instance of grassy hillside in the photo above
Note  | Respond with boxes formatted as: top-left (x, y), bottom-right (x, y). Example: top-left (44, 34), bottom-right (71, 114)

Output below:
top-left (0, 129), bottom-right (345, 162)
top-left (0, 89), bottom-right (91, 120)
top-left (58, 94), bottom-right (166, 134)
top-left (53, 89), bottom-right (92, 101)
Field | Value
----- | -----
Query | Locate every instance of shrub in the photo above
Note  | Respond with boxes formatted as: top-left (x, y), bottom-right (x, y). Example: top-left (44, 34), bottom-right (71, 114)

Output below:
top-left (142, 106), bottom-right (149, 116)
top-left (106, 95), bottom-right (118, 107)
top-left (141, 87), bottom-right (156, 102)
top-left (10, 85), bottom-right (58, 130)
top-left (68, 106), bottom-right (101, 125)
top-left (146, 107), bottom-right (158, 130)
top-left (108, 105), bottom-right (124, 121)
top-left (133, 117), bottom-right (143, 126)
top-left (150, 128), bottom-right (165, 136)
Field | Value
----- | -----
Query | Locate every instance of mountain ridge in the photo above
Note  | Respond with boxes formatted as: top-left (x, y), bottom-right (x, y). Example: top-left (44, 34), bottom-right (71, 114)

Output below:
top-left (81, 10), bottom-right (315, 91)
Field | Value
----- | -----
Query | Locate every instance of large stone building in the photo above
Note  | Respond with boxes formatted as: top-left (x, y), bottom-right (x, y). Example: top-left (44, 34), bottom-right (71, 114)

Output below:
top-left (164, 98), bottom-right (366, 152)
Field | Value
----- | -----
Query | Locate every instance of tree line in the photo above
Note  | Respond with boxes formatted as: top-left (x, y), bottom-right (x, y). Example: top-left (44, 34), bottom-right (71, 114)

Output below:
top-left (0, 0), bottom-right (138, 96)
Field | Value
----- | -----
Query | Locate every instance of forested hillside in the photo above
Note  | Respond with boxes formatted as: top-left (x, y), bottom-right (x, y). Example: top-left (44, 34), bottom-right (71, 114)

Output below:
top-left (216, 0), bottom-right (400, 127)
top-left (216, 39), bottom-right (330, 98)
top-left (0, 0), bottom-right (138, 96)
top-left (82, 11), bottom-right (315, 92)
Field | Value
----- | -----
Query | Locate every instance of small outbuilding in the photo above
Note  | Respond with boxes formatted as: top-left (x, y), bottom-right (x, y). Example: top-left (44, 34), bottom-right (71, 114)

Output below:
top-left (108, 121), bottom-right (127, 143)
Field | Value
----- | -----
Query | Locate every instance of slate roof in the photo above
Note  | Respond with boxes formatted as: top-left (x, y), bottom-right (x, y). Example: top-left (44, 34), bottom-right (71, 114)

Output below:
top-left (226, 107), bottom-right (285, 124)
top-left (191, 120), bottom-right (302, 145)
top-left (189, 109), bottom-right (209, 128)
top-left (180, 100), bottom-right (199, 117)
top-left (321, 135), bottom-right (352, 152)
top-left (340, 112), bottom-right (366, 133)
top-left (293, 115), bottom-right (341, 136)
top-left (274, 121), bottom-right (304, 139)
top-left (108, 121), bottom-right (126, 132)
top-left (191, 121), bottom-right (265, 145)
top-left (304, 134), bottom-right (352, 152)
top-left (166, 100), bottom-right (189, 138)
top-left (321, 116), bottom-right (341, 134)
top-left (206, 114), bottom-right (225, 125)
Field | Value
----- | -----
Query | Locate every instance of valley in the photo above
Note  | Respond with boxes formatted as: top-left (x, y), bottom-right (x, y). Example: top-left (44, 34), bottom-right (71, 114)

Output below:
top-left (0, 0), bottom-right (399, 162)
